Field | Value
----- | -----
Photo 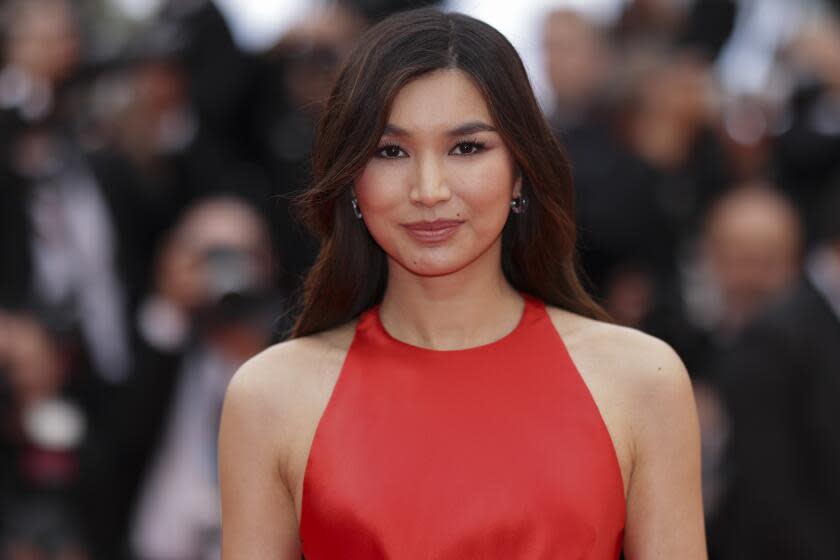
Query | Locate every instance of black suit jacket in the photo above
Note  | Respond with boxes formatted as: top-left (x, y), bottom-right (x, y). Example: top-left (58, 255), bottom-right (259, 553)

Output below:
top-left (708, 279), bottom-right (840, 559)
top-left (0, 147), bottom-right (155, 311)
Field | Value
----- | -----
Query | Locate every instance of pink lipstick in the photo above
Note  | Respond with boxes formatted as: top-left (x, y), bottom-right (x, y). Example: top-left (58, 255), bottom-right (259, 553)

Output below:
top-left (402, 219), bottom-right (464, 243)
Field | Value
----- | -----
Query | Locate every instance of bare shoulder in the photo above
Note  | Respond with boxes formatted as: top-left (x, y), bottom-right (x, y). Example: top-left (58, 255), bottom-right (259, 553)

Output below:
top-left (222, 321), bottom-right (358, 464)
top-left (544, 305), bottom-right (697, 496)
top-left (545, 305), bottom-right (691, 404)
top-left (545, 305), bottom-right (706, 557)
top-left (227, 322), bottom-right (356, 402)
top-left (218, 322), bottom-right (358, 557)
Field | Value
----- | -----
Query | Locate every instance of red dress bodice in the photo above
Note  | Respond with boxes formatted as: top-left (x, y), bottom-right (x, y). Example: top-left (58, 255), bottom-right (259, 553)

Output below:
top-left (299, 295), bottom-right (625, 559)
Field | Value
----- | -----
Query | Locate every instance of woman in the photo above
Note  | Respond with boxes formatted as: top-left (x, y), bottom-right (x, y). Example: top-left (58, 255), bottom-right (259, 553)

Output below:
top-left (218, 8), bottom-right (706, 559)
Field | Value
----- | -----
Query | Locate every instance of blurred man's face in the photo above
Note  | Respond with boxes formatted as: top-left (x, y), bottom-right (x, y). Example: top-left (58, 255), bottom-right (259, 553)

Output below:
top-left (6, 0), bottom-right (81, 84)
top-left (706, 189), bottom-right (802, 328)
top-left (543, 10), bottom-right (608, 110)
top-left (278, 4), bottom-right (366, 116)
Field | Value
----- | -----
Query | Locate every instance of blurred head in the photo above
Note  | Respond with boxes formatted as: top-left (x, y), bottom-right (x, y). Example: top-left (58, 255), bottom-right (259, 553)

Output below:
top-left (293, 7), bottom-right (604, 337)
top-left (610, 46), bottom-right (714, 167)
top-left (157, 196), bottom-right (274, 314)
top-left (704, 183), bottom-right (802, 329)
top-left (616, 0), bottom-right (688, 41)
top-left (273, 3), bottom-right (367, 116)
top-left (116, 59), bottom-right (193, 161)
top-left (542, 9), bottom-right (610, 115)
top-left (1, 0), bottom-right (81, 85)
top-left (0, 311), bottom-right (63, 408)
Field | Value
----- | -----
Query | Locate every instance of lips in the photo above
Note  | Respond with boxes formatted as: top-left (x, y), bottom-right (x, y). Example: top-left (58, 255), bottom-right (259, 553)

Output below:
top-left (402, 219), bottom-right (464, 243)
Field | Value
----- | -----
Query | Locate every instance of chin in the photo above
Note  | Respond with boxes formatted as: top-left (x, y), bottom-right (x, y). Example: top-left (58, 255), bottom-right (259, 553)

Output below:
top-left (405, 261), bottom-right (465, 277)
top-left (377, 228), bottom-right (503, 278)
top-left (392, 247), bottom-right (483, 278)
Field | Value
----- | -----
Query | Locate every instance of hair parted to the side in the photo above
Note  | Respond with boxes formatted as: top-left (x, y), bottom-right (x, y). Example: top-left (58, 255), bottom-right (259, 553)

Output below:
top-left (290, 7), bottom-right (607, 338)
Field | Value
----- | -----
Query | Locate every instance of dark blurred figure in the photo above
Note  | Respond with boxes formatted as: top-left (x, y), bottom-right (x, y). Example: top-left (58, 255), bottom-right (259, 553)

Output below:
top-left (614, 0), bottom-right (691, 46)
top-left (694, 183), bottom-right (802, 341)
top-left (774, 13), bottom-right (840, 244)
top-left (89, 196), bottom-right (280, 559)
top-left (152, 0), bottom-right (256, 160)
top-left (681, 184), bottom-right (803, 537)
top-left (0, 0), bottom-right (155, 394)
top-left (571, 44), bottom-right (730, 333)
top-left (0, 0), bottom-right (83, 306)
top-left (707, 182), bottom-right (840, 559)
top-left (542, 8), bottom-right (733, 370)
top-left (0, 311), bottom-right (93, 560)
top-left (1, 497), bottom-right (88, 560)
top-left (615, 0), bottom-right (736, 57)
top-left (542, 9), bottom-right (655, 302)
top-left (0, 0), bottom-right (80, 126)
top-left (543, 9), bottom-right (611, 131)
top-left (640, 182), bottom-right (802, 374)
top-left (248, 3), bottom-right (367, 293)
top-left (80, 0), bottom-right (270, 246)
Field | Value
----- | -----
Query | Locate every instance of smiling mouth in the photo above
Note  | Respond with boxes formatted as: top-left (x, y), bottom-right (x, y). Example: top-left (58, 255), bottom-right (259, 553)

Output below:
top-left (402, 220), bottom-right (464, 243)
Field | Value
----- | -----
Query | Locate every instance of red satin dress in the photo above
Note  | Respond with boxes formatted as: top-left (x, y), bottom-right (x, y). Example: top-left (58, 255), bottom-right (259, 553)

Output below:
top-left (299, 294), bottom-right (626, 559)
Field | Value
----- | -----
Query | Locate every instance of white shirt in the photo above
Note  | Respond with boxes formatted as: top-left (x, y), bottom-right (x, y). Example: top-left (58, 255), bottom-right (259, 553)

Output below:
top-left (807, 245), bottom-right (840, 322)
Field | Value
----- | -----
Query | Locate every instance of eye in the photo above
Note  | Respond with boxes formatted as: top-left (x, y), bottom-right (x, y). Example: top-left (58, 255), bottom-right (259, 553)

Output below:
top-left (375, 143), bottom-right (407, 159)
top-left (450, 139), bottom-right (486, 156)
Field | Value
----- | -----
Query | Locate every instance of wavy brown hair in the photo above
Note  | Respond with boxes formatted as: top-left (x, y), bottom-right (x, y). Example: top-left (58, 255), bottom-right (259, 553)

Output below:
top-left (291, 7), bottom-right (606, 337)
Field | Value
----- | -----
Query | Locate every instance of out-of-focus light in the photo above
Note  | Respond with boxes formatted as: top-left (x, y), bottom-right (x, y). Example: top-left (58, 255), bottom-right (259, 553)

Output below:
top-left (23, 398), bottom-right (87, 450)
top-left (723, 101), bottom-right (768, 146)
top-left (212, 0), bottom-right (316, 52)
top-left (108, 0), bottom-right (317, 53)
top-left (109, 0), bottom-right (163, 20)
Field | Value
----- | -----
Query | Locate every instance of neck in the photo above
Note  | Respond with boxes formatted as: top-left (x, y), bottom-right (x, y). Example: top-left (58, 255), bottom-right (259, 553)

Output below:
top-left (378, 241), bottom-right (523, 350)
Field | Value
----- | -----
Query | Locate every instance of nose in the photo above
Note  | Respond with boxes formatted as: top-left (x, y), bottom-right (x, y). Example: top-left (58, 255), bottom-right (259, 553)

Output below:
top-left (409, 154), bottom-right (451, 207)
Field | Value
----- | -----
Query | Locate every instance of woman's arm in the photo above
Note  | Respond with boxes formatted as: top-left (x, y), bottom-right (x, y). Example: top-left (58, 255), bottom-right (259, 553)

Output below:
top-left (218, 351), bottom-right (301, 559)
top-left (623, 337), bottom-right (707, 559)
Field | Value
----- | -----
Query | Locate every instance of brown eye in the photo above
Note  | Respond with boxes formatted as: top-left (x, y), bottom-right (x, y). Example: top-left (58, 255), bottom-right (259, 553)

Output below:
top-left (376, 144), bottom-right (406, 158)
top-left (450, 141), bottom-right (485, 156)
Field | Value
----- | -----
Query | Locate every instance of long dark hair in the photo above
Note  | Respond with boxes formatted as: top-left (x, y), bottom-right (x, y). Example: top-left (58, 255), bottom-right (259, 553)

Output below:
top-left (291, 7), bottom-right (606, 338)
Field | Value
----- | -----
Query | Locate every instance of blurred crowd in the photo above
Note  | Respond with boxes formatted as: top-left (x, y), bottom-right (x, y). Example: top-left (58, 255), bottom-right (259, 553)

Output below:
top-left (0, 0), bottom-right (838, 558)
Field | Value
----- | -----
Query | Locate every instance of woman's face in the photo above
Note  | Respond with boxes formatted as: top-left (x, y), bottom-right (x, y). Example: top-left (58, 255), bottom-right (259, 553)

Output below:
top-left (354, 69), bottom-right (521, 277)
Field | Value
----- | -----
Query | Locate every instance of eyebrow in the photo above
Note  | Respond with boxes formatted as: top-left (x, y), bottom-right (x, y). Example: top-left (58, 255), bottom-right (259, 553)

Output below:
top-left (382, 121), bottom-right (497, 137)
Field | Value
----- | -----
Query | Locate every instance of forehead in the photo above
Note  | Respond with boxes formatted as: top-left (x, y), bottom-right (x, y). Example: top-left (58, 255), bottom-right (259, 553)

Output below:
top-left (386, 69), bottom-right (493, 132)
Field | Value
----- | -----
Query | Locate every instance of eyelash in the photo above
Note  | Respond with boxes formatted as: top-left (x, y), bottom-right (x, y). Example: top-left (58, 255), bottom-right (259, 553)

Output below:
top-left (374, 138), bottom-right (487, 159)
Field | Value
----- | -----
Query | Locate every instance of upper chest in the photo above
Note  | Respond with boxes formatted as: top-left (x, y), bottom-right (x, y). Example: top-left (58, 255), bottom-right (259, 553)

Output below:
top-left (282, 332), bottom-right (635, 532)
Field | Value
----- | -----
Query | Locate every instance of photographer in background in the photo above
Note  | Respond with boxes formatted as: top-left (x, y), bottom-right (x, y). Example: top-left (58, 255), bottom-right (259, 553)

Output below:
top-left (88, 196), bottom-right (281, 559)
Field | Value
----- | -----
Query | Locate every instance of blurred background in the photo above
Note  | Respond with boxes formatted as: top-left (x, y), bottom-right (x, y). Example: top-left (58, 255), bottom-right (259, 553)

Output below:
top-left (0, 0), bottom-right (839, 558)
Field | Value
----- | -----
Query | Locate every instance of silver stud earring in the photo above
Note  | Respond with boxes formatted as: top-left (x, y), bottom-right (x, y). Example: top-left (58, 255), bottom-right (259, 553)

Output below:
top-left (351, 195), bottom-right (362, 219)
top-left (510, 194), bottom-right (528, 215)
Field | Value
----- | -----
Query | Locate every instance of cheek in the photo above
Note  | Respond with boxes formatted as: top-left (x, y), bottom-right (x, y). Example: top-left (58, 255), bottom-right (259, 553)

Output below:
top-left (451, 157), bottom-right (515, 222)
top-left (354, 163), bottom-right (406, 214)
